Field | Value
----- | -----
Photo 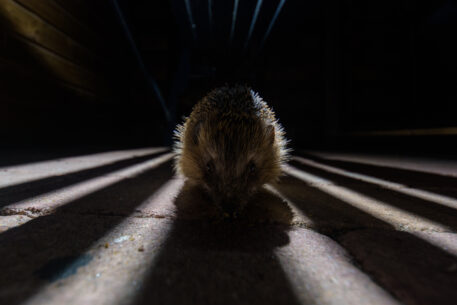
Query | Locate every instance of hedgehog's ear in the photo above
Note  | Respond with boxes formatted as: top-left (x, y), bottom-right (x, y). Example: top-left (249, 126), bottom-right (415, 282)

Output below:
top-left (266, 124), bottom-right (275, 144)
top-left (192, 121), bottom-right (202, 145)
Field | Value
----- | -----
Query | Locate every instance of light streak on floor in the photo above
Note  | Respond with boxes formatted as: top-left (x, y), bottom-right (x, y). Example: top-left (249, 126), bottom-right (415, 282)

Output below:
top-left (1, 149), bottom-right (457, 305)
top-left (284, 165), bottom-right (451, 232)
top-left (0, 148), bottom-right (167, 189)
top-left (1, 153), bottom-right (174, 216)
top-left (274, 229), bottom-right (401, 305)
top-left (21, 178), bottom-right (182, 305)
top-left (293, 156), bottom-right (457, 210)
top-left (412, 231), bottom-right (457, 257)
top-left (264, 184), bottom-right (314, 226)
top-left (305, 151), bottom-right (457, 177)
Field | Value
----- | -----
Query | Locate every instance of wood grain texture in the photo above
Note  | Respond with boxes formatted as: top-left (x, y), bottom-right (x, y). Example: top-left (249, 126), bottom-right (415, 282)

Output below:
top-left (0, 0), bottom-right (118, 100)
top-left (0, 29), bottom-right (104, 93)
top-left (13, 0), bottom-right (100, 50)
top-left (0, 0), bottom-right (101, 69)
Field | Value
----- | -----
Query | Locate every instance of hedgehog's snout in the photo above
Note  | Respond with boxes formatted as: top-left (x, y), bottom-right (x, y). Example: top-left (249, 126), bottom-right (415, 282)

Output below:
top-left (214, 190), bottom-right (247, 218)
top-left (220, 198), bottom-right (237, 218)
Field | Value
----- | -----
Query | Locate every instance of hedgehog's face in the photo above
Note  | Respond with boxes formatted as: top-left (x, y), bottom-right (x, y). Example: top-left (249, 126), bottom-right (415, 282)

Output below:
top-left (201, 155), bottom-right (260, 217)
top-left (180, 119), bottom-right (281, 217)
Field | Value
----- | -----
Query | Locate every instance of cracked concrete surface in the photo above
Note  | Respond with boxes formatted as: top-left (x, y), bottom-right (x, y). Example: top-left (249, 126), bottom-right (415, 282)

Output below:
top-left (1, 148), bottom-right (457, 305)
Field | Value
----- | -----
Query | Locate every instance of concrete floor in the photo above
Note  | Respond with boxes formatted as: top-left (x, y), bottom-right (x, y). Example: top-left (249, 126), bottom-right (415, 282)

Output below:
top-left (1, 148), bottom-right (457, 305)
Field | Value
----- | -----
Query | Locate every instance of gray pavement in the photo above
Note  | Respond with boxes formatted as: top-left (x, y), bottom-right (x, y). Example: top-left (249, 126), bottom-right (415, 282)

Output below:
top-left (1, 148), bottom-right (457, 305)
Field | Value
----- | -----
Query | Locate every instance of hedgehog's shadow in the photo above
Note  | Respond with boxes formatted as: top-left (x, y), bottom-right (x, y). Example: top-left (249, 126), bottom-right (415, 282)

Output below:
top-left (174, 181), bottom-right (294, 225)
top-left (134, 183), bottom-right (301, 305)
top-left (172, 181), bottom-right (294, 251)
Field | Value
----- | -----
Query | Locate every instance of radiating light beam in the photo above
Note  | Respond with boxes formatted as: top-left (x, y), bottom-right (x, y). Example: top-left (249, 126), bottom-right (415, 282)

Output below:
top-left (2, 153), bottom-right (174, 216)
top-left (229, 0), bottom-right (240, 45)
top-left (208, 0), bottom-right (213, 36)
top-left (259, 0), bottom-right (287, 50)
top-left (284, 165), bottom-right (451, 231)
top-left (293, 156), bottom-right (457, 211)
top-left (184, 0), bottom-right (197, 41)
top-left (112, 0), bottom-right (171, 122)
top-left (244, 0), bottom-right (263, 50)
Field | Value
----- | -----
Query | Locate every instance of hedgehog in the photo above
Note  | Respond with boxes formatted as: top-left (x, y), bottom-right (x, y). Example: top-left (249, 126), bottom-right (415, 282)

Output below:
top-left (173, 85), bottom-right (289, 218)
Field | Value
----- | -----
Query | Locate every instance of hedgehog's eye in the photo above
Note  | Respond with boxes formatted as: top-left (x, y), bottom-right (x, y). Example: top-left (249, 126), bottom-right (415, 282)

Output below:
top-left (248, 161), bottom-right (256, 175)
top-left (206, 161), bottom-right (215, 174)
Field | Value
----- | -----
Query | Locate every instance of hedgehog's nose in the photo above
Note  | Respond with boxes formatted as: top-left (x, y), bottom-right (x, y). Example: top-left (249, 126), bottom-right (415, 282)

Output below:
top-left (220, 199), bottom-right (237, 218)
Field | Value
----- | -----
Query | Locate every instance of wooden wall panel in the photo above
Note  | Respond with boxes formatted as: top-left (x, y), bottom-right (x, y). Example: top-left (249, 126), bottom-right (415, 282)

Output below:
top-left (53, 0), bottom-right (104, 29)
top-left (0, 0), bottom-right (125, 144)
top-left (0, 0), bottom-right (102, 69)
top-left (0, 0), bottom-right (116, 100)
top-left (13, 0), bottom-right (100, 50)
top-left (0, 29), bottom-right (104, 94)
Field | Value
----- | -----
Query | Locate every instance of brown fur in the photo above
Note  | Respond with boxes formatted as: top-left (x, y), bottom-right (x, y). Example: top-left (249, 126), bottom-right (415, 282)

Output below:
top-left (174, 85), bottom-right (289, 216)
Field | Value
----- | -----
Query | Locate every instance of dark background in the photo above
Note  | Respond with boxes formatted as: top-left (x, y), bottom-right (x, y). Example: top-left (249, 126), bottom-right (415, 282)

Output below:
top-left (1, 0), bottom-right (456, 154)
